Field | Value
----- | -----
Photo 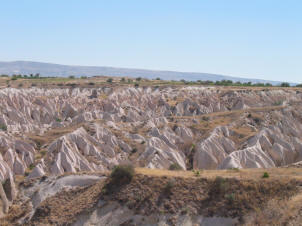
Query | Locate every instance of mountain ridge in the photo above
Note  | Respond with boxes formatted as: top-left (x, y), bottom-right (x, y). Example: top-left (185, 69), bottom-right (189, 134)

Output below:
top-left (0, 60), bottom-right (293, 85)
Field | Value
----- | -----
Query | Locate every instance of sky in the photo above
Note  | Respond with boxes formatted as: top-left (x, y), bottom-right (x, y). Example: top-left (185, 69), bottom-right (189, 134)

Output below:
top-left (0, 0), bottom-right (301, 82)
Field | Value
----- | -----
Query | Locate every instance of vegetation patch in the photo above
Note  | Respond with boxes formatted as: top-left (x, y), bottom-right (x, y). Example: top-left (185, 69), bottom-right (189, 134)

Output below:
top-left (109, 164), bottom-right (135, 186)
top-left (169, 163), bottom-right (182, 171)
top-left (106, 174), bottom-right (299, 220)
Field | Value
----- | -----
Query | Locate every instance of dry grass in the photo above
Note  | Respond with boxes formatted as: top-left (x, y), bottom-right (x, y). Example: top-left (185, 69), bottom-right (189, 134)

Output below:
top-left (0, 201), bottom-right (31, 226)
top-left (245, 192), bottom-right (302, 225)
top-left (136, 167), bottom-right (302, 181)
top-left (27, 123), bottom-right (85, 147)
top-left (2, 167), bottom-right (301, 225)
top-left (28, 179), bottom-right (106, 225)
top-left (106, 173), bottom-right (299, 221)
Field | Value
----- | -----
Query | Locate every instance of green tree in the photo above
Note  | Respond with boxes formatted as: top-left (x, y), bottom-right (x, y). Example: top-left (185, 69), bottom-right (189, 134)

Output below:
top-left (280, 82), bottom-right (290, 87)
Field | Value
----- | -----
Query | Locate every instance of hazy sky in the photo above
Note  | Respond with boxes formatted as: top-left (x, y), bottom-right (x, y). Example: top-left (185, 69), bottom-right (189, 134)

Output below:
top-left (0, 0), bottom-right (301, 82)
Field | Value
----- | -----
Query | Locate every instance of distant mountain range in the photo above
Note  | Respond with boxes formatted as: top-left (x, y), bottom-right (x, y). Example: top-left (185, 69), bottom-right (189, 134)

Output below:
top-left (0, 61), bottom-right (292, 85)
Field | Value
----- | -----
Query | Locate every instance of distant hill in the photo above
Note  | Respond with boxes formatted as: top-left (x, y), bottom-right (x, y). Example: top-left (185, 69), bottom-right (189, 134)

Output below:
top-left (0, 61), bottom-right (290, 85)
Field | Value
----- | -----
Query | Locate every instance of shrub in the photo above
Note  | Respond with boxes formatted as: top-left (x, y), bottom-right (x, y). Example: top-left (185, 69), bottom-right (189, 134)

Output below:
top-left (106, 78), bottom-right (113, 83)
top-left (0, 124), bottom-right (7, 131)
top-left (169, 163), bottom-right (182, 171)
top-left (273, 100), bottom-right (283, 106)
top-left (131, 148), bottom-right (137, 154)
top-left (262, 172), bottom-right (269, 178)
top-left (164, 179), bottom-right (175, 194)
top-left (18, 83), bottom-right (23, 87)
top-left (134, 83), bottom-right (139, 88)
top-left (11, 77), bottom-right (17, 81)
top-left (136, 77), bottom-right (142, 81)
top-left (66, 83), bottom-right (77, 87)
top-left (213, 176), bottom-right (228, 194)
top-left (80, 76), bottom-right (87, 79)
top-left (225, 193), bottom-right (236, 203)
top-left (55, 118), bottom-right (62, 122)
top-left (253, 116), bottom-right (262, 125)
top-left (156, 77), bottom-right (161, 80)
top-left (68, 75), bottom-right (75, 79)
top-left (29, 163), bottom-right (35, 170)
top-left (202, 116), bottom-right (210, 121)
top-left (110, 164), bottom-right (135, 185)
top-left (120, 77), bottom-right (126, 82)
top-left (192, 169), bottom-right (202, 177)
top-left (88, 82), bottom-right (95, 86)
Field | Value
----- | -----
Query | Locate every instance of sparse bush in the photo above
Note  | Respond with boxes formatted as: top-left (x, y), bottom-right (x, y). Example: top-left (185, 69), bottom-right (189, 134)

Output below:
top-left (55, 118), bottom-right (62, 122)
top-left (29, 163), bottom-right (35, 170)
top-left (169, 163), bottom-right (182, 171)
top-left (18, 83), bottom-right (23, 87)
top-left (11, 77), bottom-right (17, 81)
top-left (68, 75), bottom-right (75, 79)
top-left (136, 77), bottom-right (142, 81)
top-left (262, 172), bottom-right (269, 178)
top-left (134, 83), bottom-right (139, 88)
top-left (192, 169), bottom-right (201, 177)
top-left (67, 83), bottom-right (77, 88)
top-left (156, 77), bottom-right (161, 80)
top-left (225, 193), bottom-right (236, 203)
top-left (110, 164), bottom-right (135, 185)
top-left (213, 176), bottom-right (228, 194)
top-left (80, 76), bottom-right (87, 79)
top-left (106, 78), bottom-right (113, 83)
top-left (273, 100), bottom-right (283, 106)
top-left (202, 116), bottom-right (210, 121)
top-left (88, 82), bottom-right (95, 86)
top-left (120, 77), bottom-right (126, 82)
top-left (0, 124), bottom-right (7, 131)
top-left (164, 179), bottom-right (175, 194)
top-left (252, 116), bottom-right (262, 125)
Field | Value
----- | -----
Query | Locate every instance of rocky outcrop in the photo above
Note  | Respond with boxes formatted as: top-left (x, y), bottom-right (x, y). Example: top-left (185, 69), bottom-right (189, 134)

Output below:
top-left (138, 137), bottom-right (186, 169)
top-left (0, 86), bottom-right (301, 179)
top-left (194, 127), bottom-right (235, 169)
